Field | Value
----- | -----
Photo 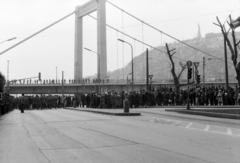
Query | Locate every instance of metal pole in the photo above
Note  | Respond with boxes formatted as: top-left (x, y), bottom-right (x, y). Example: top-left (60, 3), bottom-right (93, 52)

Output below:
top-left (62, 71), bottom-right (64, 97)
top-left (127, 75), bottom-right (129, 93)
top-left (192, 65), bottom-right (195, 84)
top-left (187, 68), bottom-right (190, 110)
top-left (187, 77), bottom-right (190, 110)
top-left (130, 44), bottom-right (134, 92)
top-left (203, 57), bottom-right (205, 87)
top-left (0, 37), bottom-right (16, 44)
top-left (98, 54), bottom-right (100, 94)
top-left (7, 60), bottom-right (9, 93)
top-left (146, 48), bottom-right (149, 91)
top-left (117, 39), bottom-right (134, 92)
top-left (102, 79), bottom-right (104, 93)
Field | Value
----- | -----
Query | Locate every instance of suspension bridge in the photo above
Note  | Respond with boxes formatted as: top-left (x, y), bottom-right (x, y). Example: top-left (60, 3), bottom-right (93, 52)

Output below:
top-left (1, 0), bottom-right (235, 94)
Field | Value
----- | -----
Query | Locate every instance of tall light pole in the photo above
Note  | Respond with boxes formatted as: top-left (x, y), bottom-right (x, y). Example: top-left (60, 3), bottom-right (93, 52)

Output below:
top-left (203, 57), bottom-right (205, 87)
top-left (62, 71), bottom-right (64, 97)
top-left (84, 47), bottom-right (100, 94)
top-left (118, 39), bottom-right (134, 92)
top-left (0, 37), bottom-right (17, 45)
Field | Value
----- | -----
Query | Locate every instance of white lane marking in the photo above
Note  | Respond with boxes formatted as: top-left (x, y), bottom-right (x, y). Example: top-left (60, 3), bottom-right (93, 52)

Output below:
top-left (170, 121), bottom-right (181, 126)
top-left (227, 128), bottom-right (232, 135)
top-left (143, 115), bottom-right (240, 137)
top-left (185, 122), bottom-right (193, 128)
top-left (204, 125), bottom-right (210, 131)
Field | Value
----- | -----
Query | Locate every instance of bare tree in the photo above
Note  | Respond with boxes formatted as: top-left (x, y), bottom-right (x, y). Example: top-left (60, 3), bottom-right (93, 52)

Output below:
top-left (214, 16), bottom-right (240, 87)
top-left (165, 43), bottom-right (187, 92)
top-left (0, 72), bottom-right (6, 92)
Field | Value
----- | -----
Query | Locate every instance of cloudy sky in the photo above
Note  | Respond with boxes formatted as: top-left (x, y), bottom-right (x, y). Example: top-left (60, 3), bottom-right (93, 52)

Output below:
top-left (0, 0), bottom-right (239, 81)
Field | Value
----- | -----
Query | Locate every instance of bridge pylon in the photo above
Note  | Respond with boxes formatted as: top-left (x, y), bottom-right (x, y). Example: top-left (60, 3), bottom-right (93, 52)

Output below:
top-left (74, 0), bottom-right (107, 81)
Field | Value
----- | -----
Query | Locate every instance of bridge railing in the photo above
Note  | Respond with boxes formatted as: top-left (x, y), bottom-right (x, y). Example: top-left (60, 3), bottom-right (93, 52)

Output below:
top-left (8, 77), bottom-right (237, 85)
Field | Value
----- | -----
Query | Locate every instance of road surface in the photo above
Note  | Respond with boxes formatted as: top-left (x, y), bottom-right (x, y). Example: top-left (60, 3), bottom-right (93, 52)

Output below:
top-left (0, 108), bottom-right (239, 163)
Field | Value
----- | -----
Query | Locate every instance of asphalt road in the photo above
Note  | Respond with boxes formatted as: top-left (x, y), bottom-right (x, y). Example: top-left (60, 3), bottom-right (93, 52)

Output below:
top-left (0, 108), bottom-right (239, 163)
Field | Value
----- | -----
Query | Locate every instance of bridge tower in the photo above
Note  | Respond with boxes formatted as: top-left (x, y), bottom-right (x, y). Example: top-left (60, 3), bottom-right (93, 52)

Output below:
top-left (74, 0), bottom-right (107, 81)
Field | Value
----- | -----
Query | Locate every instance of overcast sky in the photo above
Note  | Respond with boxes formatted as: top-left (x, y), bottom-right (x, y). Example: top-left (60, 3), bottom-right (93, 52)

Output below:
top-left (0, 0), bottom-right (240, 81)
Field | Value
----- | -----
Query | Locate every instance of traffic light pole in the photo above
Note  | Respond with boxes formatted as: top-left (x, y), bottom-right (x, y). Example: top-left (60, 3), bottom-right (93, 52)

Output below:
top-left (187, 72), bottom-right (190, 110)
top-left (186, 61), bottom-right (192, 110)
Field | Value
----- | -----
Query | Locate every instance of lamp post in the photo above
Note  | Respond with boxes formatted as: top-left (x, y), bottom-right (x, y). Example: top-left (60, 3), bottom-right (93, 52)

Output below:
top-left (127, 73), bottom-right (132, 93)
top-left (84, 47), bottom-right (100, 94)
top-left (0, 37), bottom-right (17, 45)
top-left (118, 39), bottom-right (134, 92)
top-left (62, 71), bottom-right (65, 97)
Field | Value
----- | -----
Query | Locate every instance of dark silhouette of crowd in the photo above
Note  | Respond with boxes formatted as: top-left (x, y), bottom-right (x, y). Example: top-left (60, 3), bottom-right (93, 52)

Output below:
top-left (1, 85), bottom-right (239, 114)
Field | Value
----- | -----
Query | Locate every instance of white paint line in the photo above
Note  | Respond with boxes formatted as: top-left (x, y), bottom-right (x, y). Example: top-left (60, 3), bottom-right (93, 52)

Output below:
top-left (171, 121), bottom-right (181, 126)
top-left (227, 128), bottom-right (232, 135)
top-left (204, 125), bottom-right (210, 131)
top-left (186, 122), bottom-right (193, 128)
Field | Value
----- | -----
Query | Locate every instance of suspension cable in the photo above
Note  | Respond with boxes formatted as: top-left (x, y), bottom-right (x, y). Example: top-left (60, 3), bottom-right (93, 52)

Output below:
top-left (106, 0), bottom-right (233, 65)
top-left (88, 14), bottom-right (234, 78)
top-left (116, 31), bottom-right (118, 82)
top-left (122, 9), bottom-right (124, 80)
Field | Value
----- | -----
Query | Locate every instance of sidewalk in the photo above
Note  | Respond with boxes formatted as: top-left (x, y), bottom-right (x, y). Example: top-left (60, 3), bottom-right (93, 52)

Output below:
top-left (64, 107), bottom-right (141, 116)
top-left (165, 107), bottom-right (240, 120)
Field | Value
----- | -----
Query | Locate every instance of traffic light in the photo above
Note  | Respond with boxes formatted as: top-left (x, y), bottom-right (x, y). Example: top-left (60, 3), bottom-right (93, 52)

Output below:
top-left (188, 68), bottom-right (192, 79)
top-left (197, 75), bottom-right (201, 84)
top-left (38, 72), bottom-right (41, 81)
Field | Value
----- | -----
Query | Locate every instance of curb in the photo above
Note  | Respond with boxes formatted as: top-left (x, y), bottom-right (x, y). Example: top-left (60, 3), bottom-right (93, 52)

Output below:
top-left (154, 105), bottom-right (240, 108)
top-left (165, 109), bottom-right (240, 120)
top-left (64, 107), bottom-right (141, 116)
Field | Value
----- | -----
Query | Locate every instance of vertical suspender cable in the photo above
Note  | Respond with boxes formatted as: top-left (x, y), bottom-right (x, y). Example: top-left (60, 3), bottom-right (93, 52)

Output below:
top-left (134, 38), bottom-right (136, 82)
top-left (142, 22), bottom-right (145, 80)
top-left (117, 31), bottom-right (119, 82)
top-left (122, 10), bottom-right (124, 81)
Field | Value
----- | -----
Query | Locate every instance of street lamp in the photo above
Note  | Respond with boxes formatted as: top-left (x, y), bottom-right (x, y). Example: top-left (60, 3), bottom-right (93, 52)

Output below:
top-left (84, 47), bottom-right (100, 94)
top-left (62, 71), bottom-right (64, 98)
top-left (127, 73), bottom-right (132, 93)
top-left (0, 37), bottom-right (17, 44)
top-left (118, 39), bottom-right (134, 92)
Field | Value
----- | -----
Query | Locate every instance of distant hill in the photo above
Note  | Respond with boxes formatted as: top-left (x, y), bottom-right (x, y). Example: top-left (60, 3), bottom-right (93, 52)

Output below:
top-left (107, 32), bottom-right (239, 83)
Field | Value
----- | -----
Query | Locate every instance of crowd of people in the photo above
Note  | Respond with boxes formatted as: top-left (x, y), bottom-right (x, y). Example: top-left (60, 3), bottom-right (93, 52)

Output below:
top-left (1, 85), bottom-right (238, 112)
